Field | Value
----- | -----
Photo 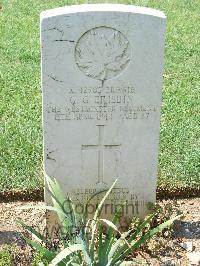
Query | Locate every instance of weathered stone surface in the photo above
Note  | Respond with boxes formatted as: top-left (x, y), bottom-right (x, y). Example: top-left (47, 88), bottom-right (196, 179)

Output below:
top-left (41, 4), bottom-right (166, 218)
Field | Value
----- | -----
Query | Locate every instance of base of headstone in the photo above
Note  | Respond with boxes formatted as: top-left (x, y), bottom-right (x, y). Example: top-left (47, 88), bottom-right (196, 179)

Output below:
top-left (45, 188), bottom-right (154, 239)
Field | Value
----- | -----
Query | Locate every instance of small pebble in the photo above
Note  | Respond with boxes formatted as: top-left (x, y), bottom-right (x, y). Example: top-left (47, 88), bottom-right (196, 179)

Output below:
top-left (186, 252), bottom-right (200, 265)
top-left (179, 241), bottom-right (193, 252)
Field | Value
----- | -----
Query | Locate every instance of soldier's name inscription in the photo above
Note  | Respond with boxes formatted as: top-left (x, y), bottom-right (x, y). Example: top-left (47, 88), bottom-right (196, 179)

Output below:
top-left (45, 86), bottom-right (157, 121)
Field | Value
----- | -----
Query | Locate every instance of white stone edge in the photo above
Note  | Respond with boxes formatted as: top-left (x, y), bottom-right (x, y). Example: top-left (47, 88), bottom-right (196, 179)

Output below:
top-left (40, 4), bottom-right (166, 21)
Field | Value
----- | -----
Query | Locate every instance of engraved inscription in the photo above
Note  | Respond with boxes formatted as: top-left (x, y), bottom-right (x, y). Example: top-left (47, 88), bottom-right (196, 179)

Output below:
top-left (66, 188), bottom-right (145, 215)
top-left (75, 27), bottom-right (131, 81)
top-left (45, 85), bottom-right (157, 121)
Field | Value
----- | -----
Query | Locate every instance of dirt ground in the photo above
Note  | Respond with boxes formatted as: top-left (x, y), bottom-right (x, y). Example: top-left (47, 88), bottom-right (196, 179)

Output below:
top-left (0, 198), bottom-right (199, 265)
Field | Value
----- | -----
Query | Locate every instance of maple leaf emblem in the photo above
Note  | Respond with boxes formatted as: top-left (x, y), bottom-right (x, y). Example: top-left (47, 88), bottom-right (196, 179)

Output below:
top-left (75, 27), bottom-right (130, 81)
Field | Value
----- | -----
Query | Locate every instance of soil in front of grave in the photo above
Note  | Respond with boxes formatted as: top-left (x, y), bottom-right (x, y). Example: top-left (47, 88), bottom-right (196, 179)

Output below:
top-left (0, 198), bottom-right (199, 266)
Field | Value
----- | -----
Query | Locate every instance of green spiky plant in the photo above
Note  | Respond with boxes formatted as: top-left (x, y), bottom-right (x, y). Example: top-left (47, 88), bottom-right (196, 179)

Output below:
top-left (18, 175), bottom-right (181, 266)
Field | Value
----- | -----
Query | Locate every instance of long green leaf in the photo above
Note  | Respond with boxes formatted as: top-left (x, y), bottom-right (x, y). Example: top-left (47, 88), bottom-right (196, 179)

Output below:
top-left (113, 215), bottom-right (182, 264)
top-left (107, 229), bottom-right (132, 262)
top-left (128, 213), bottom-right (155, 243)
top-left (100, 217), bottom-right (127, 264)
top-left (49, 244), bottom-right (85, 266)
top-left (17, 219), bottom-right (48, 244)
top-left (106, 258), bottom-right (113, 266)
top-left (103, 205), bottom-right (123, 263)
top-left (90, 179), bottom-right (117, 261)
top-left (45, 173), bottom-right (78, 240)
top-left (112, 212), bottom-right (155, 262)
top-left (91, 180), bottom-right (118, 229)
top-left (82, 189), bottom-right (108, 224)
top-left (97, 222), bottom-right (103, 265)
top-left (25, 237), bottom-right (55, 262)
top-left (79, 218), bottom-right (91, 260)
top-left (45, 174), bottom-right (74, 225)
top-left (100, 219), bottom-right (119, 233)
top-left (17, 204), bottom-right (68, 217)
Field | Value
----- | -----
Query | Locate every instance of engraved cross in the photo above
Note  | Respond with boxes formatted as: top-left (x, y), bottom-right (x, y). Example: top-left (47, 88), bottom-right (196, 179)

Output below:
top-left (82, 125), bottom-right (120, 184)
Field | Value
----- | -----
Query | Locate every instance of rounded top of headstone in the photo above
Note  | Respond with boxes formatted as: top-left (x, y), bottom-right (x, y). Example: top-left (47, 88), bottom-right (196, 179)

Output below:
top-left (40, 4), bottom-right (166, 20)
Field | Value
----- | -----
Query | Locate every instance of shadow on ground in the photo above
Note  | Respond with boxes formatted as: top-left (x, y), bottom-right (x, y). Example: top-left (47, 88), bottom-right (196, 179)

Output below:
top-left (0, 231), bottom-right (26, 246)
top-left (173, 220), bottom-right (200, 240)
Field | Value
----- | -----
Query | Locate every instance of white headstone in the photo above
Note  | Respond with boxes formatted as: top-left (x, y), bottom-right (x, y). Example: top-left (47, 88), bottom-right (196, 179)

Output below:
top-left (41, 4), bottom-right (166, 219)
